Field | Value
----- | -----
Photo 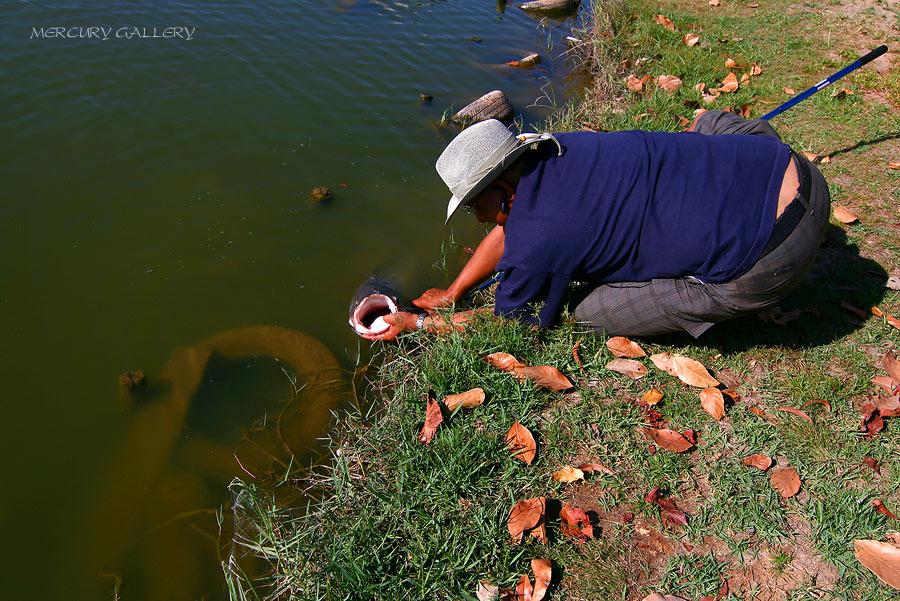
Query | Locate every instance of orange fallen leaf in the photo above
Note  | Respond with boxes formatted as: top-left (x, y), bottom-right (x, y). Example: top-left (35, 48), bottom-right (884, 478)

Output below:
top-left (515, 573), bottom-right (533, 600)
top-left (418, 390), bottom-right (444, 444)
top-left (874, 394), bottom-right (900, 417)
top-left (532, 559), bottom-right (552, 601)
top-left (749, 406), bottom-right (766, 416)
top-left (783, 87), bottom-right (796, 95)
top-left (487, 352), bottom-right (526, 371)
top-left (607, 336), bottom-right (647, 358)
top-left (672, 354), bottom-right (720, 388)
top-left (708, 0), bottom-right (719, 5)
top-left (506, 421), bottom-right (537, 464)
top-left (476, 580), bottom-right (499, 601)
top-left (725, 57), bottom-right (739, 69)
top-left (443, 387), bottom-right (485, 411)
top-left (627, 74), bottom-right (644, 92)
top-left (750, 63), bottom-right (762, 76)
top-left (516, 365), bottom-right (574, 391)
top-left (872, 307), bottom-right (900, 331)
top-left (642, 595), bottom-right (690, 601)
top-left (831, 86), bottom-right (854, 99)
top-left (642, 427), bottom-right (694, 452)
top-left (650, 352), bottom-right (678, 376)
top-left (743, 454), bottom-right (773, 471)
top-left (716, 72), bottom-right (739, 93)
top-left (854, 539), bottom-right (900, 590)
top-left (888, 162), bottom-right (900, 169)
top-left (883, 350), bottom-right (900, 381)
top-left (777, 406), bottom-right (813, 423)
top-left (579, 462), bottom-right (615, 475)
top-left (801, 398), bottom-right (831, 412)
top-left (654, 14), bottom-right (675, 30)
top-left (873, 376), bottom-right (900, 395)
top-left (572, 339), bottom-right (585, 375)
top-left (770, 467), bottom-right (801, 497)
top-left (873, 499), bottom-right (900, 520)
top-left (508, 496), bottom-right (546, 544)
top-left (642, 388), bottom-right (664, 406)
top-left (657, 75), bottom-right (683, 93)
top-left (560, 504), bottom-right (594, 542)
top-left (683, 33), bottom-right (701, 46)
top-left (864, 457), bottom-right (881, 474)
top-left (645, 486), bottom-right (689, 527)
top-left (700, 387), bottom-right (725, 420)
top-left (739, 103), bottom-right (751, 118)
top-left (606, 358), bottom-right (648, 379)
top-left (552, 466), bottom-right (585, 483)
top-left (833, 205), bottom-right (858, 224)
top-left (862, 401), bottom-right (885, 436)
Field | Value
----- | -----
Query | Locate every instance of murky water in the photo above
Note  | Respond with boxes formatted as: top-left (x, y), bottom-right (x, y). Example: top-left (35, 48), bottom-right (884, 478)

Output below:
top-left (0, 1), bottom-right (587, 598)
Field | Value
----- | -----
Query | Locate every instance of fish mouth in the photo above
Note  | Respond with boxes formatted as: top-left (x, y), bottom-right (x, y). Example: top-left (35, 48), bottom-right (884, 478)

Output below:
top-left (349, 293), bottom-right (398, 336)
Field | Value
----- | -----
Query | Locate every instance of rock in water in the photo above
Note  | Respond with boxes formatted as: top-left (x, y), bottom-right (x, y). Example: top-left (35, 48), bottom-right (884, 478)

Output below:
top-left (309, 187), bottom-right (333, 203)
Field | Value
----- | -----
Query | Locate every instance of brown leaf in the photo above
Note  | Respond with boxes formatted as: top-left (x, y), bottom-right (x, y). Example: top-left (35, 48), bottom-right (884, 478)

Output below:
top-left (725, 57), bottom-right (739, 69)
top-left (642, 595), bottom-right (690, 601)
top-left (531, 559), bottom-right (552, 601)
top-left (833, 205), bottom-right (859, 224)
top-left (873, 499), bottom-right (900, 520)
top-left (873, 307), bottom-right (900, 330)
top-left (657, 75), bottom-right (683, 93)
top-left (487, 352), bottom-right (526, 372)
top-left (889, 162), bottom-right (900, 169)
top-left (515, 573), bottom-right (533, 601)
top-left (864, 457), bottom-right (881, 475)
top-left (831, 86), bottom-right (854, 99)
top-left (642, 427), bottom-right (694, 452)
top-left (572, 339), bottom-right (585, 375)
top-left (750, 63), bottom-right (762, 76)
top-left (801, 398), bottom-right (831, 412)
top-left (607, 336), bottom-right (647, 358)
top-left (507, 497), bottom-right (546, 544)
top-left (743, 454), bottom-right (773, 471)
top-left (552, 466), bottom-right (585, 483)
top-left (579, 462), bottom-right (615, 475)
top-left (645, 486), bottom-right (688, 527)
top-left (749, 406), bottom-right (766, 417)
top-left (477, 581), bottom-right (500, 601)
top-left (874, 394), bottom-right (900, 417)
top-left (682, 33), bottom-right (701, 46)
top-left (708, 0), bottom-right (719, 4)
top-left (862, 402), bottom-right (885, 436)
top-left (770, 467), bottom-right (801, 497)
top-left (883, 350), bottom-right (900, 381)
top-left (854, 539), bottom-right (900, 590)
top-left (783, 87), bottom-right (796, 95)
top-left (700, 387), bottom-right (725, 420)
top-left (606, 358), bottom-right (648, 379)
top-left (672, 354), bottom-right (720, 388)
top-left (653, 14), bottom-right (675, 30)
top-left (627, 74), bottom-right (644, 92)
top-left (443, 388), bottom-right (485, 411)
top-left (516, 365), bottom-right (573, 391)
top-left (650, 352), bottom-right (678, 376)
top-left (642, 388), bottom-right (664, 406)
top-left (560, 504), bottom-right (594, 542)
top-left (418, 390), bottom-right (444, 444)
top-left (506, 421), bottom-right (537, 464)
top-left (777, 407), bottom-right (813, 423)
top-left (716, 72), bottom-right (739, 93)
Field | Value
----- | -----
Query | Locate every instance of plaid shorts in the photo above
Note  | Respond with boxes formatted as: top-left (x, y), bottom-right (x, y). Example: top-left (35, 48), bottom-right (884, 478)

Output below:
top-left (573, 111), bottom-right (830, 338)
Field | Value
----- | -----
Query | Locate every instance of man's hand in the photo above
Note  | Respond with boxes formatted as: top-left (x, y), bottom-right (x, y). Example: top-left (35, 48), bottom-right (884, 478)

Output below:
top-left (413, 288), bottom-right (459, 312)
top-left (360, 312), bottom-right (416, 342)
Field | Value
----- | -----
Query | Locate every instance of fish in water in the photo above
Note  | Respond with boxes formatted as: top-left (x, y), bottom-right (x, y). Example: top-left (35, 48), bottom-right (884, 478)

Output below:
top-left (348, 277), bottom-right (401, 337)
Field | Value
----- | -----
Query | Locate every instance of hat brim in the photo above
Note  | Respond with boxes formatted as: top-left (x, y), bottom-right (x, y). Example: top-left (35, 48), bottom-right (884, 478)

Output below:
top-left (445, 144), bottom-right (534, 224)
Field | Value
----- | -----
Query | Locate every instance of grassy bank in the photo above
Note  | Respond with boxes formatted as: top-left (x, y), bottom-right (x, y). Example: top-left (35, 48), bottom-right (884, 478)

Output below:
top-left (226, 0), bottom-right (900, 599)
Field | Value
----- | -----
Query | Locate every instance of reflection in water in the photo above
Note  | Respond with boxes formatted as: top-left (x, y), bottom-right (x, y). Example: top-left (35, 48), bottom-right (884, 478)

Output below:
top-left (80, 326), bottom-right (348, 600)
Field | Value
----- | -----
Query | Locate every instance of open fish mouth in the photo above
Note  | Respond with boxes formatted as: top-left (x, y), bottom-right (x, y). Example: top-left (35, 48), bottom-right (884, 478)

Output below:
top-left (349, 293), bottom-right (398, 336)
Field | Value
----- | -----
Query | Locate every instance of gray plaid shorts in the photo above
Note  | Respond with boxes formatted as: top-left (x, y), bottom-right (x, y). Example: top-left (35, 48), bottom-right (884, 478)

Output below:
top-left (573, 111), bottom-right (830, 338)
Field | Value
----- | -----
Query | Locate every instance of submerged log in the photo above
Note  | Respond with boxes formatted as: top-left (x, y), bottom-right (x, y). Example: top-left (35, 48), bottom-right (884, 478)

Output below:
top-left (452, 90), bottom-right (514, 125)
top-left (520, 0), bottom-right (577, 14)
top-left (508, 53), bottom-right (541, 68)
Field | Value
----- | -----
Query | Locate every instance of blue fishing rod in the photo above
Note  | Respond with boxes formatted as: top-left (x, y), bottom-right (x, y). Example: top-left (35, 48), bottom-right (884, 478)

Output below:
top-left (761, 45), bottom-right (887, 120)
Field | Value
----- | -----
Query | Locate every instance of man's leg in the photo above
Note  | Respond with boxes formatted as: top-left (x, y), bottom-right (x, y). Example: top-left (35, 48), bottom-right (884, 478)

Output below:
top-left (693, 110), bottom-right (781, 138)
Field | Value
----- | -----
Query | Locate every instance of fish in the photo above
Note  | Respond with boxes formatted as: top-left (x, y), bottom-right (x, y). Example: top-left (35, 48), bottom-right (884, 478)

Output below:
top-left (348, 277), bottom-right (401, 337)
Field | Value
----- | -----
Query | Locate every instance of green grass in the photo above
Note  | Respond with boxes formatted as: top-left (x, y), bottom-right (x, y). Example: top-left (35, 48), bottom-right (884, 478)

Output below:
top-left (225, 0), bottom-right (900, 599)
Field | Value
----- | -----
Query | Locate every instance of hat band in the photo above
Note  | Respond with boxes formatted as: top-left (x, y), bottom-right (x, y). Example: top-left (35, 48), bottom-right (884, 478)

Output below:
top-left (448, 132), bottom-right (562, 201)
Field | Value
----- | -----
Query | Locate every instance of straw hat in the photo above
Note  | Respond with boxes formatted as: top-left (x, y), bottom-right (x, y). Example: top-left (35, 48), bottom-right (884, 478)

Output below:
top-left (435, 119), bottom-right (561, 223)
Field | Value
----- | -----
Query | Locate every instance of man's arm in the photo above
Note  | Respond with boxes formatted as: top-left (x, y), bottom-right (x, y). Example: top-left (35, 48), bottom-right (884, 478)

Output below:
top-left (413, 224), bottom-right (505, 311)
top-left (360, 308), bottom-right (494, 341)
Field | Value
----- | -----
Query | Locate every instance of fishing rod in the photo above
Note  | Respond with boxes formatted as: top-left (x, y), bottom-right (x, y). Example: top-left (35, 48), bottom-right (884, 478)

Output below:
top-left (761, 45), bottom-right (887, 120)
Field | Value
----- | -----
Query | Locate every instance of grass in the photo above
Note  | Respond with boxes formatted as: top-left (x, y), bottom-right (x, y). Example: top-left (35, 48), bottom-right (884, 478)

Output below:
top-left (225, 0), bottom-right (900, 599)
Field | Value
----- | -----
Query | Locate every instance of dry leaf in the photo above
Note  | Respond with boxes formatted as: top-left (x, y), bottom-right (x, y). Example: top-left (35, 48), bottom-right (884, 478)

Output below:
top-left (750, 63), bottom-right (762, 76)
top-left (654, 14), bottom-right (675, 30)
top-left (560, 504), bottom-right (594, 542)
top-left (477, 581), bottom-right (500, 601)
top-left (777, 407), bottom-right (813, 423)
top-left (770, 467), bottom-right (801, 497)
top-left (515, 573), bottom-right (533, 601)
top-left (517, 365), bottom-right (574, 391)
top-left (532, 559), bottom-right (552, 601)
top-left (579, 462), bottom-right (615, 475)
top-left (607, 336), bottom-right (647, 358)
top-left (683, 33), bottom-right (701, 46)
top-left (873, 499), bottom-right (900, 520)
top-left (708, 0), bottom-right (719, 5)
top-left (645, 486), bottom-right (689, 527)
top-left (725, 57), bottom-right (739, 69)
top-left (883, 351), bottom-right (900, 382)
top-left (487, 352), bottom-right (526, 371)
top-left (572, 339), bottom-right (585, 374)
top-left (650, 352), bottom-right (678, 376)
top-left (657, 75), bottom-right (683, 93)
top-left (672, 354), bottom-right (720, 388)
top-left (642, 388), bottom-right (664, 406)
top-left (607, 358), bottom-right (648, 379)
top-left (864, 457), bottom-right (881, 475)
top-left (642, 427), bottom-right (694, 452)
top-left (874, 394), bottom-right (900, 417)
top-left (552, 466), bottom-right (585, 483)
top-left (716, 72), bottom-right (739, 93)
top-left (418, 390), bottom-right (444, 444)
top-left (888, 162), bottom-right (900, 169)
top-left (700, 387), bottom-right (725, 420)
top-left (831, 86), bottom-right (854, 99)
top-left (862, 402), bottom-right (885, 436)
top-left (743, 454), bottom-right (773, 471)
top-left (506, 421), bottom-right (537, 464)
top-left (801, 398), bottom-right (832, 412)
top-left (749, 406), bottom-right (766, 416)
top-left (854, 539), bottom-right (900, 590)
top-left (833, 206), bottom-right (858, 224)
top-left (444, 388), bottom-right (485, 411)
top-left (627, 75), bottom-right (644, 92)
top-left (508, 497), bottom-right (546, 544)
top-left (873, 307), bottom-right (900, 330)
top-left (783, 87), bottom-right (796, 95)
top-left (642, 595), bottom-right (690, 601)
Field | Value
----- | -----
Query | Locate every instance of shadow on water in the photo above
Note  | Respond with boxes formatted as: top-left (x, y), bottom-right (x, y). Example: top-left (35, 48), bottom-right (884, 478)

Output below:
top-left (78, 326), bottom-right (349, 601)
top-left (647, 226), bottom-right (889, 352)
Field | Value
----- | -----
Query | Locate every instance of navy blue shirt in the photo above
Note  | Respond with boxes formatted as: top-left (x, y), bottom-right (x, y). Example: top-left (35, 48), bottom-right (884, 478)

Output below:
top-left (494, 130), bottom-right (790, 325)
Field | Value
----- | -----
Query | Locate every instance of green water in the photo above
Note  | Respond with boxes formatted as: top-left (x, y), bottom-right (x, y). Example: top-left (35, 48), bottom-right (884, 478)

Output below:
top-left (0, 1), bottom-right (587, 598)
